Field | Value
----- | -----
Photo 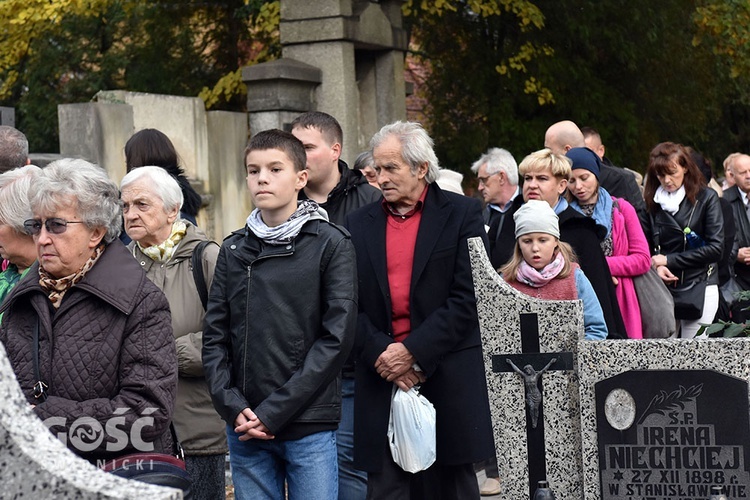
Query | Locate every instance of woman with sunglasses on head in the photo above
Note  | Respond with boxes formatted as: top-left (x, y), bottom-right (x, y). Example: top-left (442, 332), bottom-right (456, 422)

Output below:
top-left (0, 159), bottom-right (178, 464)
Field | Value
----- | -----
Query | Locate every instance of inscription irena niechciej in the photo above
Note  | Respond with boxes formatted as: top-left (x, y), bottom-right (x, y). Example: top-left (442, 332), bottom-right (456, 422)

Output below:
top-left (597, 371), bottom-right (750, 500)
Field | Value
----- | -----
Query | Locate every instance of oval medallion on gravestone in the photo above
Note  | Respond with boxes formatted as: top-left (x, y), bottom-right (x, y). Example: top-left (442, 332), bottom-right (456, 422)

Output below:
top-left (604, 388), bottom-right (636, 431)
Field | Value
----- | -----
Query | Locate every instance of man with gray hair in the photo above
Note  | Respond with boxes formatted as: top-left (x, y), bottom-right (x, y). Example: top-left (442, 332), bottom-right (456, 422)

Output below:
top-left (346, 121), bottom-right (494, 499)
top-left (472, 147), bottom-right (522, 271)
top-left (471, 148), bottom-right (519, 225)
top-left (0, 126), bottom-right (30, 173)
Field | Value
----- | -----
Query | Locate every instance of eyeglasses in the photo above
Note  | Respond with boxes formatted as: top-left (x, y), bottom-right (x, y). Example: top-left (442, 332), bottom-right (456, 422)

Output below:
top-left (23, 218), bottom-right (85, 236)
top-left (477, 172), bottom-right (500, 186)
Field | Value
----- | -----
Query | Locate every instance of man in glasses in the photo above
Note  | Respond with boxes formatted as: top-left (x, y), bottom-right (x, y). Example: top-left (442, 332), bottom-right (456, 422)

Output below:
top-left (471, 147), bottom-right (521, 269)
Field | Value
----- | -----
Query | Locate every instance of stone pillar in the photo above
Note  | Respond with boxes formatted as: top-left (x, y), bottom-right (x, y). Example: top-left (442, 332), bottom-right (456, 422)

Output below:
top-left (242, 58), bottom-right (322, 135)
top-left (242, 0), bottom-right (408, 162)
top-left (207, 110), bottom-right (252, 237)
top-left (58, 102), bottom-right (134, 182)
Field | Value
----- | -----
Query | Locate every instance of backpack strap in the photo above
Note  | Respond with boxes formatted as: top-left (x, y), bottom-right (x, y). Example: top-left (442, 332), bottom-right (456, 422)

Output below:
top-left (191, 240), bottom-right (216, 310)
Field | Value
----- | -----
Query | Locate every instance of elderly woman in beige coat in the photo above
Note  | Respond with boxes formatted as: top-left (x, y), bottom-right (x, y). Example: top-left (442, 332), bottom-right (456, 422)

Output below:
top-left (121, 166), bottom-right (227, 500)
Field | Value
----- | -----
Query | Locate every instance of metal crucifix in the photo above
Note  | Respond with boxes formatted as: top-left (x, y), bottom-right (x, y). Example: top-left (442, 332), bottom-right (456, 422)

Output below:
top-left (492, 313), bottom-right (574, 499)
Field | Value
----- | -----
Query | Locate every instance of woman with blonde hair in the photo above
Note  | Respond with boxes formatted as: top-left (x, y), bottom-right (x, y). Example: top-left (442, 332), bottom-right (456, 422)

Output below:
top-left (493, 148), bottom-right (626, 338)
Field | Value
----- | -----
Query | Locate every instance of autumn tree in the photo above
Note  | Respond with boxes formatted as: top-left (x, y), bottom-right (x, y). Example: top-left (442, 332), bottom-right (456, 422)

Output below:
top-left (0, 0), bottom-right (279, 152)
top-left (405, 0), bottom-right (743, 175)
top-left (404, 0), bottom-right (555, 173)
top-left (693, 0), bottom-right (750, 153)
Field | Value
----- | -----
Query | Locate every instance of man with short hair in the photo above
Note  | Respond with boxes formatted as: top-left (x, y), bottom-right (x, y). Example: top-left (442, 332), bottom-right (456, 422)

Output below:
top-left (0, 126), bottom-right (30, 173)
top-left (723, 152), bottom-right (740, 191)
top-left (291, 111), bottom-right (381, 226)
top-left (347, 121), bottom-right (494, 499)
top-left (291, 111), bottom-right (380, 500)
top-left (582, 126), bottom-right (644, 187)
top-left (471, 148), bottom-right (519, 226)
top-left (722, 154), bottom-right (750, 321)
top-left (546, 121), bottom-right (647, 229)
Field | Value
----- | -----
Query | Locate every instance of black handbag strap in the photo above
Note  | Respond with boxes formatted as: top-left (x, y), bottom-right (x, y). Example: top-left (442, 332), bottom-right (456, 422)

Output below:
top-left (650, 212), bottom-right (661, 254)
top-left (656, 202), bottom-right (711, 285)
top-left (191, 240), bottom-right (216, 310)
top-left (32, 317), bottom-right (48, 402)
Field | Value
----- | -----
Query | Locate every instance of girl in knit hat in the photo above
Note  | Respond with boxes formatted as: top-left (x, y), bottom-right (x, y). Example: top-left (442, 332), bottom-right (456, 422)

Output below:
top-left (500, 200), bottom-right (607, 340)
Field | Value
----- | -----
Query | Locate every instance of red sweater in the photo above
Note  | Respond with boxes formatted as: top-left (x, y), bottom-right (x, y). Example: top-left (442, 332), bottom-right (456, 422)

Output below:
top-left (384, 186), bottom-right (428, 342)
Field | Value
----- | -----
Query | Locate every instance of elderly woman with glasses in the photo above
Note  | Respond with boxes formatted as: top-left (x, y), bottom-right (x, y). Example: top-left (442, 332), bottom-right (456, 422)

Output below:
top-left (0, 159), bottom-right (178, 464)
top-left (0, 165), bottom-right (42, 309)
top-left (120, 166), bottom-right (227, 499)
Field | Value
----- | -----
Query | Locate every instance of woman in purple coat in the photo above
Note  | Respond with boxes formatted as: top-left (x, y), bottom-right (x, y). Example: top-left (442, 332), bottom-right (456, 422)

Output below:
top-left (566, 147), bottom-right (651, 338)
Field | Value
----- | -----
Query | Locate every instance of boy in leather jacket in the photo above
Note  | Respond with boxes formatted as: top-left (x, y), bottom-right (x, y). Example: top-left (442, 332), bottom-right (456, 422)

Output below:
top-left (202, 129), bottom-right (358, 499)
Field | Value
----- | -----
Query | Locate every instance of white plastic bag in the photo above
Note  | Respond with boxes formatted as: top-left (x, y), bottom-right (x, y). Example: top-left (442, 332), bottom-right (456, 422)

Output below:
top-left (387, 385), bottom-right (436, 473)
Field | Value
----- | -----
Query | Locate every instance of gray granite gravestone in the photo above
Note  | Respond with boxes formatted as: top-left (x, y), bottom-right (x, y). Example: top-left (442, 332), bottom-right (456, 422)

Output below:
top-left (579, 339), bottom-right (750, 500)
top-left (0, 341), bottom-right (181, 499)
top-left (0, 106), bottom-right (14, 126)
top-left (469, 236), bottom-right (586, 497)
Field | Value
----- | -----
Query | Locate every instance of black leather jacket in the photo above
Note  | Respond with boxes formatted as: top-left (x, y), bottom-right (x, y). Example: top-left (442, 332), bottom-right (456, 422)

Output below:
top-left (202, 219), bottom-right (357, 440)
top-left (645, 187), bottom-right (724, 286)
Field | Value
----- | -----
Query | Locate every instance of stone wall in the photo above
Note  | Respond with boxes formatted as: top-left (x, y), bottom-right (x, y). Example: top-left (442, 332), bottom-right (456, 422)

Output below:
top-left (59, 92), bottom-right (250, 241)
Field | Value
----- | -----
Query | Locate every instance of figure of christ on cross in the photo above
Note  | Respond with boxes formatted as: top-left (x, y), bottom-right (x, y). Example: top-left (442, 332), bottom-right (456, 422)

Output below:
top-left (506, 357), bottom-right (557, 429)
top-left (492, 313), bottom-right (574, 498)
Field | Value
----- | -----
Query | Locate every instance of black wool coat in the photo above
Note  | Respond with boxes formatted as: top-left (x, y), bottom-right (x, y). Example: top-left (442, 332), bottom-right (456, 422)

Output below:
top-left (346, 184), bottom-right (495, 472)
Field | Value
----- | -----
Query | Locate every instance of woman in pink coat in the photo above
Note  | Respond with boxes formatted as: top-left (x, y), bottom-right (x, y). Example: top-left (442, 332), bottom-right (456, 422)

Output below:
top-left (566, 147), bottom-right (651, 338)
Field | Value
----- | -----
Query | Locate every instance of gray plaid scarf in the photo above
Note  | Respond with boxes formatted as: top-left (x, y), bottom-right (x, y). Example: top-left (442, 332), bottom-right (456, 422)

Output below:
top-left (246, 200), bottom-right (328, 245)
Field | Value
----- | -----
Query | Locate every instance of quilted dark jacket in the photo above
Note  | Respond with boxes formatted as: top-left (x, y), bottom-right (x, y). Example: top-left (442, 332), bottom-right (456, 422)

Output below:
top-left (0, 240), bottom-right (177, 462)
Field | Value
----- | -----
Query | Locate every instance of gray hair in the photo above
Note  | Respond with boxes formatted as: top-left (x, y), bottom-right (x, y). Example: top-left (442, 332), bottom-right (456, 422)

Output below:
top-left (370, 121), bottom-right (440, 184)
top-left (30, 159), bottom-right (122, 244)
top-left (0, 126), bottom-right (29, 174)
top-left (470, 148), bottom-right (518, 185)
top-left (353, 150), bottom-right (374, 171)
top-left (0, 165), bottom-right (42, 232)
top-left (120, 166), bottom-right (184, 213)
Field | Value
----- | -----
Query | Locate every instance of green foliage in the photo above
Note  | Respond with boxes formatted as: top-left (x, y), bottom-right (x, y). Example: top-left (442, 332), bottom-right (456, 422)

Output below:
top-left (0, 0), bottom-right (279, 153)
top-left (200, 0), bottom-right (281, 109)
top-left (692, 0), bottom-right (750, 154)
top-left (405, 0), bottom-right (748, 177)
top-left (699, 291), bottom-right (750, 338)
top-left (404, 0), bottom-right (554, 174)
top-left (700, 320), bottom-right (750, 338)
